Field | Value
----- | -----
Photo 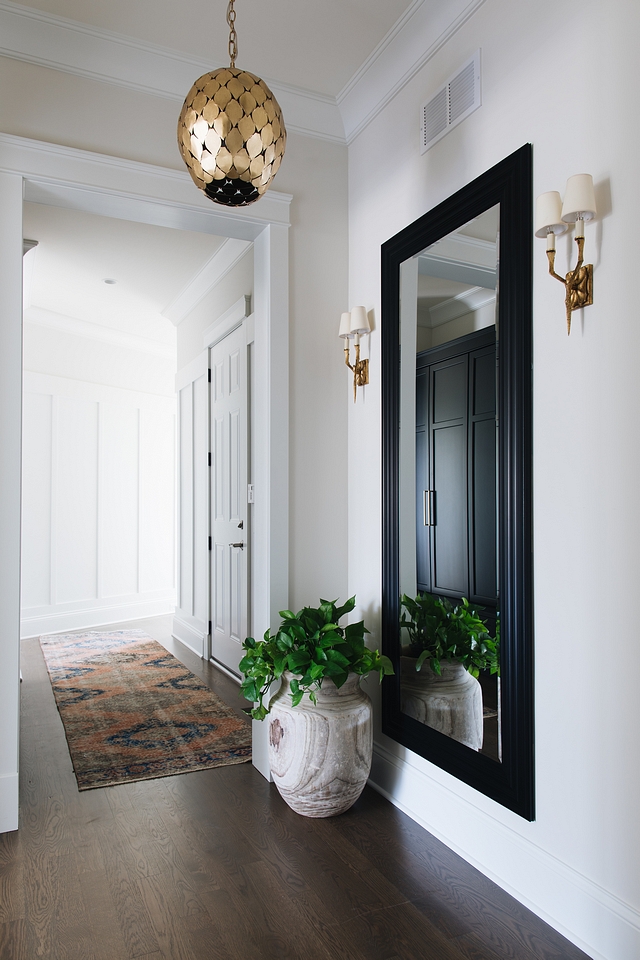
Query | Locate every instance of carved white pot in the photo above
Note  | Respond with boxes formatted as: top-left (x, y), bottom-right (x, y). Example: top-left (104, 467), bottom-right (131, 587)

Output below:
top-left (400, 657), bottom-right (483, 751)
top-left (267, 671), bottom-right (372, 818)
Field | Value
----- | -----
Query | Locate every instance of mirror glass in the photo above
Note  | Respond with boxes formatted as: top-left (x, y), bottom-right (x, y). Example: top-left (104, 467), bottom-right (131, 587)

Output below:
top-left (398, 205), bottom-right (500, 761)
top-left (381, 145), bottom-right (534, 819)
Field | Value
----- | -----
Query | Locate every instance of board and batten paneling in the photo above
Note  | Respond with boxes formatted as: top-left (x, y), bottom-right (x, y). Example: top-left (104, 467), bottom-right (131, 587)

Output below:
top-left (21, 372), bottom-right (176, 637)
top-left (173, 351), bottom-right (210, 657)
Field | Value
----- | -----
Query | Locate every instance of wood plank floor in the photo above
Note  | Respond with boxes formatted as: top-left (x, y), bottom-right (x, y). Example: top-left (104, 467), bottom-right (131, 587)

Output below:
top-left (0, 618), bottom-right (592, 960)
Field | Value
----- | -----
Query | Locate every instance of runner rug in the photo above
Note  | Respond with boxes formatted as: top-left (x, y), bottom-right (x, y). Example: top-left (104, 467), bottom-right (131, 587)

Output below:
top-left (39, 629), bottom-right (251, 791)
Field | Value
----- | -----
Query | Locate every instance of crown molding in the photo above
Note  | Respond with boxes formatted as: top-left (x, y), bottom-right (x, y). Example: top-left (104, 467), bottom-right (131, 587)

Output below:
top-left (337, 0), bottom-right (488, 144)
top-left (163, 238), bottom-right (252, 326)
top-left (427, 285), bottom-right (495, 327)
top-left (0, 0), bottom-right (489, 149)
top-left (24, 305), bottom-right (176, 359)
top-left (0, 0), bottom-right (345, 144)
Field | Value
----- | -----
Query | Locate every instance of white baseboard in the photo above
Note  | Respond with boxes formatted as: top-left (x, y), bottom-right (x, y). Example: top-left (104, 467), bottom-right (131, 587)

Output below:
top-left (21, 598), bottom-right (175, 638)
top-left (172, 613), bottom-right (207, 658)
top-left (369, 741), bottom-right (640, 960)
top-left (0, 773), bottom-right (19, 834)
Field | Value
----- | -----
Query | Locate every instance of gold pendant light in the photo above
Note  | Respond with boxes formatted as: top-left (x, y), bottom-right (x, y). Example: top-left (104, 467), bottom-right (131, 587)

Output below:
top-left (177, 0), bottom-right (286, 207)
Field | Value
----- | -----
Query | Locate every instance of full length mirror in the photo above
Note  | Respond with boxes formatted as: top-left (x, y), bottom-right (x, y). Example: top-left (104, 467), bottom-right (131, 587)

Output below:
top-left (381, 145), bottom-right (534, 818)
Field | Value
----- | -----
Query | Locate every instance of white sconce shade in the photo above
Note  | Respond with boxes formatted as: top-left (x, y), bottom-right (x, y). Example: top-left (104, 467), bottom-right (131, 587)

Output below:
top-left (349, 305), bottom-right (371, 336)
top-left (535, 191), bottom-right (568, 238)
top-left (339, 311), bottom-right (353, 339)
top-left (561, 174), bottom-right (597, 223)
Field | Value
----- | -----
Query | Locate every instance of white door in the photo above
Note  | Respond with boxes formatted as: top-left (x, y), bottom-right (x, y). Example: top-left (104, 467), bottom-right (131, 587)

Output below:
top-left (210, 323), bottom-right (248, 676)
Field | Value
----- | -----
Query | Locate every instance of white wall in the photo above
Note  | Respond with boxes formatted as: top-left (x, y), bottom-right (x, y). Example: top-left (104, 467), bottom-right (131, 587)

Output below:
top-left (21, 371), bottom-right (176, 636)
top-left (348, 1), bottom-right (639, 959)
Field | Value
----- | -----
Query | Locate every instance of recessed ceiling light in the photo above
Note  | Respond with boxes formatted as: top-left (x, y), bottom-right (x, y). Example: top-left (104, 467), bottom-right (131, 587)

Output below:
top-left (103, 278), bottom-right (117, 285)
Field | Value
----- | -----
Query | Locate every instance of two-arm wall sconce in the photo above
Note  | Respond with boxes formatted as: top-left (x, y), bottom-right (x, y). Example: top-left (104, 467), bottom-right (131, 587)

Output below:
top-left (535, 174), bottom-right (597, 334)
top-left (339, 306), bottom-right (371, 401)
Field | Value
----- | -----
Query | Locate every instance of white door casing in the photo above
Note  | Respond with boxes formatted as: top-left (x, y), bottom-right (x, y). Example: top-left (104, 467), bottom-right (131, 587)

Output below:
top-left (210, 321), bottom-right (248, 676)
top-left (0, 136), bottom-right (289, 829)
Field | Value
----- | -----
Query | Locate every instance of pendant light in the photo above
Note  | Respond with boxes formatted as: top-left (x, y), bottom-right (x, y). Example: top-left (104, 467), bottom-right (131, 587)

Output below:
top-left (177, 0), bottom-right (286, 207)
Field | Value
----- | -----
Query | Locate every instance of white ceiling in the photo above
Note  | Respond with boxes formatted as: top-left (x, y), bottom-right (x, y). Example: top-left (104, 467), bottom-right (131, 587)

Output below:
top-left (23, 202), bottom-right (225, 346)
top-left (11, 0), bottom-right (415, 98)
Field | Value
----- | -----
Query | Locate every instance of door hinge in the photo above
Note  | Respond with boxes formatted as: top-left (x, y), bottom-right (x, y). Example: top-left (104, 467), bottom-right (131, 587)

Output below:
top-left (208, 536), bottom-right (212, 550)
top-left (208, 368), bottom-right (211, 382)
top-left (208, 451), bottom-right (211, 466)
top-left (247, 483), bottom-right (254, 503)
top-left (208, 620), bottom-right (212, 634)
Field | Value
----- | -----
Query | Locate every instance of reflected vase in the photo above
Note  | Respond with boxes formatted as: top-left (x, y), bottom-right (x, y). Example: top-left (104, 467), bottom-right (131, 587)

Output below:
top-left (267, 671), bottom-right (372, 817)
top-left (401, 657), bottom-right (483, 751)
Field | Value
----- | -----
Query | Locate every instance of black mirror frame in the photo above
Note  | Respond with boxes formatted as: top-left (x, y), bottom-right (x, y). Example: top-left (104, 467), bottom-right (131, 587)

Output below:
top-left (381, 144), bottom-right (534, 820)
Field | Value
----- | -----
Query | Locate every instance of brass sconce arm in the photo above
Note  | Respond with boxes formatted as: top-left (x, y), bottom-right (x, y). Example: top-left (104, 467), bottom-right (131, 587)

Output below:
top-left (344, 342), bottom-right (369, 402)
top-left (546, 234), bottom-right (593, 335)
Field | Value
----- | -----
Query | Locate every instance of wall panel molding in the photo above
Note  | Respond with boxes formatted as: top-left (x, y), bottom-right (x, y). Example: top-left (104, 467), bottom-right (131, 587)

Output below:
top-left (21, 372), bottom-right (176, 638)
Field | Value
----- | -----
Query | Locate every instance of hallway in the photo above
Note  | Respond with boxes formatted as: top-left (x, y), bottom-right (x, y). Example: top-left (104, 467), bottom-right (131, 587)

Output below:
top-left (0, 619), bottom-right (589, 960)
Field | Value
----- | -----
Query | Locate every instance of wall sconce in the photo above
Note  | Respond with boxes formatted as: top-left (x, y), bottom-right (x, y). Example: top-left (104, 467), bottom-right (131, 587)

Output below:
top-left (339, 306), bottom-right (370, 401)
top-left (535, 174), bottom-right (597, 334)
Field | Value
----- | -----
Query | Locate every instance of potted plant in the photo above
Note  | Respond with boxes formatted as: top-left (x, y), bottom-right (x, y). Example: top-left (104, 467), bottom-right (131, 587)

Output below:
top-left (240, 596), bottom-right (393, 818)
top-left (399, 593), bottom-right (498, 751)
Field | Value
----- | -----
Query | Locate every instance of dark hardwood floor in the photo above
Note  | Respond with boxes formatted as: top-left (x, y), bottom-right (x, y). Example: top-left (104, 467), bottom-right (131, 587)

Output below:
top-left (0, 620), bottom-right (591, 960)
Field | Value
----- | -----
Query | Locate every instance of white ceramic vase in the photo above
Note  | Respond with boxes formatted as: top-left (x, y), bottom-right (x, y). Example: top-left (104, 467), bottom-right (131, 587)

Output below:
top-left (400, 657), bottom-right (483, 751)
top-left (267, 671), bottom-right (372, 817)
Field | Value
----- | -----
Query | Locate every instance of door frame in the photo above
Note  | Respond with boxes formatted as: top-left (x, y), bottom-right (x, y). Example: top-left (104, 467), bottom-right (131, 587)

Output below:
top-left (0, 134), bottom-right (290, 831)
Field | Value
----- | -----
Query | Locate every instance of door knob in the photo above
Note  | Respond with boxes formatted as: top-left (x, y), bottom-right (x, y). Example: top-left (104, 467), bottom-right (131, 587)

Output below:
top-left (229, 541), bottom-right (245, 548)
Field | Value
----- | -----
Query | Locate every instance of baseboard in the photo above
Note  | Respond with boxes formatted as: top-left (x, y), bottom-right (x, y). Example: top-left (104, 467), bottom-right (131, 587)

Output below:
top-left (0, 773), bottom-right (19, 834)
top-left (20, 598), bottom-right (175, 638)
top-left (369, 741), bottom-right (640, 960)
top-left (172, 614), bottom-right (207, 658)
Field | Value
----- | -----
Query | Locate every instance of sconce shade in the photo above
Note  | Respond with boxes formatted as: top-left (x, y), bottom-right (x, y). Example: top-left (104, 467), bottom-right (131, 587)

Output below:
top-left (535, 191), bottom-right (568, 238)
top-left (339, 312), bottom-right (353, 339)
top-left (349, 305), bottom-right (371, 336)
top-left (561, 174), bottom-right (596, 223)
top-left (177, 67), bottom-right (286, 207)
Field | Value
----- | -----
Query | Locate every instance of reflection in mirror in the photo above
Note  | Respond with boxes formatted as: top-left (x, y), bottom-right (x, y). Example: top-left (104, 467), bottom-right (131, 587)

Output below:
top-left (397, 206), bottom-right (501, 761)
top-left (381, 145), bottom-right (534, 818)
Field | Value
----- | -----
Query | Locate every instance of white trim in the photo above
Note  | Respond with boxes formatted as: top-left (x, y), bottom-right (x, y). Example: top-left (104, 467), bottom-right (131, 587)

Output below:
top-left (172, 613), bottom-right (207, 659)
top-left (0, 134), bottom-right (292, 240)
top-left (427, 287), bottom-right (496, 327)
top-left (0, 0), bottom-right (345, 144)
top-left (370, 741), bottom-right (640, 960)
top-left (23, 370), bottom-right (177, 410)
top-left (203, 296), bottom-right (251, 349)
top-left (24, 305), bottom-right (176, 359)
top-left (338, 0), bottom-right (488, 144)
top-left (163, 239), bottom-right (252, 326)
top-left (21, 596), bottom-right (175, 639)
top-left (175, 350), bottom-right (209, 393)
top-left (0, 774), bottom-right (19, 834)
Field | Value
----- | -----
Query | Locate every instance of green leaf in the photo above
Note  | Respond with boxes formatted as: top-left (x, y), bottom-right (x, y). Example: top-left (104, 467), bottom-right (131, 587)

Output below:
top-left (279, 609), bottom-right (296, 620)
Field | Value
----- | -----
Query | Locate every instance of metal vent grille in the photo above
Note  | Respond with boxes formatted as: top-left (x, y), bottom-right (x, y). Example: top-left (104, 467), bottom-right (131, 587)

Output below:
top-left (420, 50), bottom-right (481, 153)
top-left (423, 87), bottom-right (447, 148)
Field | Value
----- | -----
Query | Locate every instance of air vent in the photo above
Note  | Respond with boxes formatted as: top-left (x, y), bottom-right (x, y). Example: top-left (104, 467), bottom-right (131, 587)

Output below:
top-left (421, 50), bottom-right (481, 153)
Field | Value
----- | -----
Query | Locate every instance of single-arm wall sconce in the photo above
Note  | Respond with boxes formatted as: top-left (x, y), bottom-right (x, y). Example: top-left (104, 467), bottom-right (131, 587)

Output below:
top-left (535, 174), bottom-right (597, 334)
top-left (339, 306), bottom-right (370, 401)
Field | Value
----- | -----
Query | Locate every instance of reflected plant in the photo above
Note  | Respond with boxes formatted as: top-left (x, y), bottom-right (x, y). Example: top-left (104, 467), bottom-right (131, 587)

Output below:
top-left (400, 592), bottom-right (499, 678)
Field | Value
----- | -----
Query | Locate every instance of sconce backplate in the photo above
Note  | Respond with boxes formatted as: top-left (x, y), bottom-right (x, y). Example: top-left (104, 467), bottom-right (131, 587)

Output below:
top-left (568, 263), bottom-right (593, 312)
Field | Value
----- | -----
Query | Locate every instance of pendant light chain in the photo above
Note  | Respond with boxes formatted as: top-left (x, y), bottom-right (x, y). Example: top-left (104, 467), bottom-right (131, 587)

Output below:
top-left (227, 0), bottom-right (238, 68)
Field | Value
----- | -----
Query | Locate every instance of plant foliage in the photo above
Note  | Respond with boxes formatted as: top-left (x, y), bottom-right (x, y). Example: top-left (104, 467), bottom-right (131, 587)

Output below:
top-left (400, 592), bottom-right (499, 679)
top-left (240, 596), bottom-right (394, 720)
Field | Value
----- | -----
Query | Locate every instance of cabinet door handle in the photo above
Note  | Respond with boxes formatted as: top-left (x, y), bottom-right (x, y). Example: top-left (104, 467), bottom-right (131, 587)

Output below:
top-left (229, 541), bottom-right (245, 548)
top-left (423, 490), bottom-right (435, 526)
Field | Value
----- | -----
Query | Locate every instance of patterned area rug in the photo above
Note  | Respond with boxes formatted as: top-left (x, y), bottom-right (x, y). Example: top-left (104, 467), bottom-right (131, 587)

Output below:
top-left (39, 629), bottom-right (251, 790)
